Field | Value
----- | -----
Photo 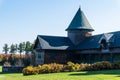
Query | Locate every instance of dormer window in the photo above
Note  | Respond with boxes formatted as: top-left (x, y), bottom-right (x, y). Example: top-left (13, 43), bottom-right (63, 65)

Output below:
top-left (99, 33), bottom-right (114, 51)
top-left (100, 39), bottom-right (109, 50)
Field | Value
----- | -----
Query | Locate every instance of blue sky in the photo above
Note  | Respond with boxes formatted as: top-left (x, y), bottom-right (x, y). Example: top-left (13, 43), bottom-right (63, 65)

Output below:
top-left (0, 0), bottom-right (120, 53)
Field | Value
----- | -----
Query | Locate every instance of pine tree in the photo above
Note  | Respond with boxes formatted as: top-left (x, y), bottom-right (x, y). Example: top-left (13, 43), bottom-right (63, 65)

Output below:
top-left (3, 44), bottom-right (9, 54)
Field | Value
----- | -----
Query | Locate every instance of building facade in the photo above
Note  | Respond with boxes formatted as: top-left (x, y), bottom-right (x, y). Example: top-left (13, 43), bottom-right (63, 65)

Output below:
top-left (34, 8), bottom-right (120, 65)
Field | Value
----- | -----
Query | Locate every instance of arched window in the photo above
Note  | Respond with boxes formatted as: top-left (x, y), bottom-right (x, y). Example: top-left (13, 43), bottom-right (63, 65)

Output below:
top-left (100, 39), bottom-right (108, 50)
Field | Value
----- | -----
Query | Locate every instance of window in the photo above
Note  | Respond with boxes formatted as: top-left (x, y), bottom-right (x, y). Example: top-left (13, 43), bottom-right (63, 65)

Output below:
top-left (100, 39), bottom-right (109, 50)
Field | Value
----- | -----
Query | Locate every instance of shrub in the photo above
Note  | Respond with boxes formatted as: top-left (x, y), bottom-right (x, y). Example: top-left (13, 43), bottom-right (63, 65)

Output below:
top-left (40, 63), bottom-right (64, 73)
top-left (63, 61), bottom-right (81, 72)
top-left (22, 58), bottom-right (31, 66)
top-left (49, 63), bottom-right (63, 73)
top-left (40, 64), bottom-right (51, 73)
top-left (112, 62), bottom-right (120, 69)
top-left (14, 59), bottom-right (24, 66)
top-left (22, 61), bottom-right (117, 76)
top-left (80, 63), bottom-right (91, 71)
top-left (32, 67), bottom-right (40, 75)
top-left (86, 61), bottom-right (112, 71)
top-left (0, 54), bottom-right (26, 66)
top-left (22, 66), bottom-right (39, 76)
top-left (3, 62), bottom-right (11, 67)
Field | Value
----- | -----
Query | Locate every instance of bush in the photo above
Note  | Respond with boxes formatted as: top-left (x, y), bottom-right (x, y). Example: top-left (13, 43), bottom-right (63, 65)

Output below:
top-left (22, 63), bottom-right (64, 75)
top-left (63, 61), bottom-right (81, 72)
top-left (49, 63), bottom-right (63, 73)
top-left (23, 61), bottom-right (120, 76)
top-left (40, 63), bottom-right (63, 73)
top-left (3, 62), bottom-right (11, 67)
top-left (22, 66), bottom-right (39, 76)
top-left (40, 64), bottom-right (51, 73)
top-left (80, 63), bottom-right (91, 71)
top-left (14, 59), bottom-right (24, 66)
top-left (85, 61), bottom-right (112, 71)
top-left (112, 62), bottom-right (120, 69)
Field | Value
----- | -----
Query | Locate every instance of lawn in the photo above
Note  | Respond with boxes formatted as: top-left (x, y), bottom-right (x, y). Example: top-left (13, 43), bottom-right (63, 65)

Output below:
top-left (0, 66), bottom-right (120, 80)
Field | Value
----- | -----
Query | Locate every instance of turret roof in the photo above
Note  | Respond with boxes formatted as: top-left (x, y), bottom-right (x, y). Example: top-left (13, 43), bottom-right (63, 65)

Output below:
top-left (66, 8), bottom-right (94, 31)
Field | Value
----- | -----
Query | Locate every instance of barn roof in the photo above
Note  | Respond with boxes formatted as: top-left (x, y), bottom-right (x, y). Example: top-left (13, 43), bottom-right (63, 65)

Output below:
top-left (76, 31), bottom-right (120, 50)
top-left (34, 35), bottom-right (74, 50)
top-left (34, 31), bottom-right (120, 50)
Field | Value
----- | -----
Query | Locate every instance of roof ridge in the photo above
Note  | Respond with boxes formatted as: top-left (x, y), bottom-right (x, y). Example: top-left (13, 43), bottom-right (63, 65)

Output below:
top-left (38, 35), bottom-right (67, 38)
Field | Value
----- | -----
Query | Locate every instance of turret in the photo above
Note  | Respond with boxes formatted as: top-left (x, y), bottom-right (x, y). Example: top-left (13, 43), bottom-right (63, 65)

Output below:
top-left (66, 8), bottom-right (94, 45)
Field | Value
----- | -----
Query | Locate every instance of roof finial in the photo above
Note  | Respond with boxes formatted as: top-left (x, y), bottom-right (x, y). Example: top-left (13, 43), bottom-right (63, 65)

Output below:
top-left (79, 5), bottom-right (82, 10)
top-left (79, 5), bottom-right (81, 8)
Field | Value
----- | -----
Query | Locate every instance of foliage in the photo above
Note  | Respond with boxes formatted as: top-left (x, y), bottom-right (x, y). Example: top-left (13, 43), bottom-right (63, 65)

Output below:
top-left (3, 62), bottom-right (11, 67)
top-left (25, 41), bottom-right (32, 55)
top-left (79, 63), bottom-right (91, 71)
top-left (83, 61), bottom-right (112, 71)
top-left (3, 44), bottom-right (9, 54)
top-left (14, 59), bottom-right (24, 66)
top-left (0, 54), bottom-right (31, 66)
top-left (22, 66), bottom-right (39, 76)
top-left (40, 63), bottom-right (63, 73)
top-left (18, 42), bottom-right (25, 58)
top-left (2, 41), bottom-right (33, 55)
top-left (112, 62), bottom-right (120, 69)
top-left (1, 41), bottom-right (34, 66)
top-left (22, 61), bottom-right (120, 76)
top-left (63, 61), bottom-right (81, 72)
top-left (22, 63), bottom-right (64, 75)
top-left (10, 44), bottom-right (17, 54)
top-left (22, 58), bottom-right (31, 66)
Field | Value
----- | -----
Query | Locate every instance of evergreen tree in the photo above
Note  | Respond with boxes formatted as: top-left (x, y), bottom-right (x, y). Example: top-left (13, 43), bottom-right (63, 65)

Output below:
top-left (10, 44), bottom-right (16, 54)
top-left (3, 44), bottom-right (9, 54)
top-left (18, 42), bottom-right (25, 58)
top-left (15, 44), bottom-right (18, 53)
top-left (25, 41), bottom-right (31, 55)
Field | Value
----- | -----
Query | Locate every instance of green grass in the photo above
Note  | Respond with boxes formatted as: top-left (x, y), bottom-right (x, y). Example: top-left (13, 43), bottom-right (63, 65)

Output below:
top-left (0, 66), bottom-right (120, 80)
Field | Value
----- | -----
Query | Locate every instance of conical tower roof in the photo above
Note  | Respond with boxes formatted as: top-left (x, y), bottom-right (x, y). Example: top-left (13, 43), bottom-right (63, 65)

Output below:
top-left (66, 8), bottom-right (94, 31)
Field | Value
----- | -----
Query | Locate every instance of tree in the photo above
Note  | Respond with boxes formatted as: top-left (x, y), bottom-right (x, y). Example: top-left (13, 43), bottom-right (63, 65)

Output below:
top-left (24, 41), bottom-right (32, 66)
top-left (10, 44), bottom-right (16, 54)
top-left (25, 41), bottom-right (31, 55)
top-left (18, 42), bottom-right (25, 58)
top-left (31, 43), bottom-right (35, 53)
top-left (3, 44), bottom-right (9, 54)
top-left (30, 43), bottom-right (36, 65)
top-left (15, 44), bottom-right (18, 52)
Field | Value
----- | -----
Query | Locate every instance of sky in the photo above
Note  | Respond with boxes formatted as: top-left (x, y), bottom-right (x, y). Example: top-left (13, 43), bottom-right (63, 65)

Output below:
top-left (0, 0), bottom-right (120, 53)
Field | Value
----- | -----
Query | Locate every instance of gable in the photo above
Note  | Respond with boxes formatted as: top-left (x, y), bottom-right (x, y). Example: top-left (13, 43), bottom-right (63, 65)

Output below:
top-left (34, 35), bottom-right (74, 50)
top-left (98, 33), bottom-right (114, 43)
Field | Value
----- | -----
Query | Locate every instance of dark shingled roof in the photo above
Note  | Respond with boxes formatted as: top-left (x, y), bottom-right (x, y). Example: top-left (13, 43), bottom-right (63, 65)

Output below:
top-left (77, 31), bottom-right (120, 50)
top-left (35, 35), bottom-right (74, 50)
top-left (66, 8), bottom-right (94, 31)
top-left (34, 31), bottom-right (120, 50)
top-left (109, 31), bottom-right (120, 48)
top-left (76, 34), bottom-right (102, 50)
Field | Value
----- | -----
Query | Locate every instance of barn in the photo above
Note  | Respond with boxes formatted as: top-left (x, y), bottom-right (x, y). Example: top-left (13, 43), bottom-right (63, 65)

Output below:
top-left (34, 8), bottom-right (120, 65)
